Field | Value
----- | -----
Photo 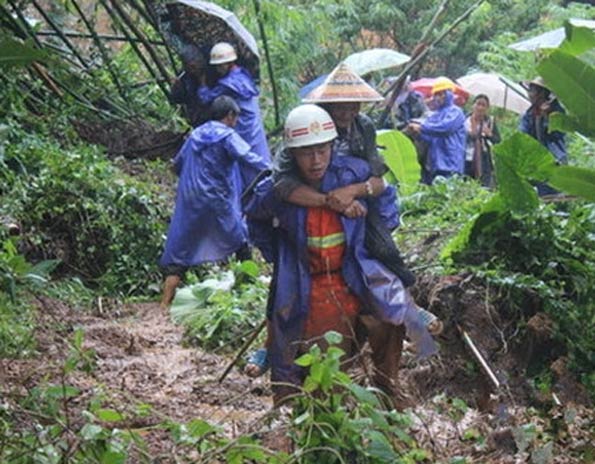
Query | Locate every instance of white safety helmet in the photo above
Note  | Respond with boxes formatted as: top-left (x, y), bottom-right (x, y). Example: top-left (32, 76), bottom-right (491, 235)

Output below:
top-left (209, 42), bottom-right (237, 65)
top-left (284, 104), bottom-right (338, 148)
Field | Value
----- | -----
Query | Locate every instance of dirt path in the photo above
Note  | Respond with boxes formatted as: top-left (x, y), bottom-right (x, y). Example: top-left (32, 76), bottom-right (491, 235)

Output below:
top-left (2, 292), bottom-right (593, 462)
top-left (1, 298), bottom-right (273, 459)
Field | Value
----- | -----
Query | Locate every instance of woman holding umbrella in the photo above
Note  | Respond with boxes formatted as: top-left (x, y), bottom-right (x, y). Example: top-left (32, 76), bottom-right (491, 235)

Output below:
top-left (464, 94), bottom-right (501, 187)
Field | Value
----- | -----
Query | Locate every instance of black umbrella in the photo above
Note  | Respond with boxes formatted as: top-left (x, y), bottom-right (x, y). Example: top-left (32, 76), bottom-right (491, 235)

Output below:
top-left (153, 0), bottom-right (260, 81)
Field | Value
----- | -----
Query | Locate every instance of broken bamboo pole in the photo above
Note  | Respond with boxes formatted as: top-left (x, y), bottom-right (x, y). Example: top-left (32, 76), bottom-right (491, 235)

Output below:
top-left (99, 0), bottom-right (169, 97)
top-left (375, 0), bottom-right (486, 125)
top-left (5, 0), bottom-right (43, 47)
top-left (34, 30), bottom-right (166, 46)
top-left (107, 0), bottom-right (171, 85)
top-left (30, 0), bottom-right (89, 69)
top-left (218, 319), bottom-right (267, 383)
top-left (70, 0), bottom-right (129, 104)
top-left (252, 0), bottom-right (280, 127)
top-left (136, 0), bottom-right (181, 74)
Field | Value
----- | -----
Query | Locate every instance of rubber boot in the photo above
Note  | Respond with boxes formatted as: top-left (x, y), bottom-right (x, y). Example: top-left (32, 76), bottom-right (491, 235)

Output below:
top-left (160, 275), bottom-right (181, 309)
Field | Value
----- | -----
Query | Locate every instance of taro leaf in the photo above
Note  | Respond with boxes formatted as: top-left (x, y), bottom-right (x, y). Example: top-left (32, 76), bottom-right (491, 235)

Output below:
top-left (494, 154), bottom-right (538, 212)
top-left (377, 129), bottom-right (420, 193)
top-left (546, 165), bottom-right (595, 202)
top-left (441, 193), bottom-right (505, 260)
top-left (493, 133), bottom-right (556, 179)
top-left (538, 51), bottom-right (595, 136)
top-left (549, 113), bottom-right (590, 137)
top-left (0, 39), bottom-right (49, 68)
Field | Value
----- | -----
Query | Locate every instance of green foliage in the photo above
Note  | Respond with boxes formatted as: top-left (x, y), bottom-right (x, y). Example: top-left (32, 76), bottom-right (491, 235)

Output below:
top-left (0, 38), bottom-right (51, 68)
top-left (377, 129), bottom-right (420, 194)
top-left (0, 236), bottom-right (59, 358)
top-left (0, 127), bottom-right (169, 296)
top-left (170, 260), bottom-right (269, 351)
top-left (538, 24), bottom-right (595, 137)
top-left (289, 333), bottom-right (427, 463)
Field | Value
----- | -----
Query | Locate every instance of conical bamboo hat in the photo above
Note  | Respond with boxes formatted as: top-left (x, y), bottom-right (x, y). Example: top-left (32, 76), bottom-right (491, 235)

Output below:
top-left (303, 62), bottom-right (384, 103)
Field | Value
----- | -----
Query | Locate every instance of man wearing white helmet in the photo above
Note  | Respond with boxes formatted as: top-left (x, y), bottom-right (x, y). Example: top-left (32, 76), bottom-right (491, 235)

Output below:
top-left (198, 42), bottom-right (271, 187)
top-left (244, 104), bottom-right (436, 406)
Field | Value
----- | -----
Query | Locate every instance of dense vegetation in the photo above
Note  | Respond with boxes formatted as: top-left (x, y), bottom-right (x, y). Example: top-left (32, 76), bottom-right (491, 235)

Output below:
top-left (1, 0), bottom-right (594, 462)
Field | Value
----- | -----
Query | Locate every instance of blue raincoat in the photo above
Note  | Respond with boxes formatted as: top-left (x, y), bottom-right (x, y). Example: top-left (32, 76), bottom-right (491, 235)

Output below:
top-left (198, 66), bottom-right (271, 173)
top-left (245, 155), bottom-right (436, 388)
top-left (160, 121), bottom-right (269, 267)
top-left (420, 90), bottom-right (466, 179)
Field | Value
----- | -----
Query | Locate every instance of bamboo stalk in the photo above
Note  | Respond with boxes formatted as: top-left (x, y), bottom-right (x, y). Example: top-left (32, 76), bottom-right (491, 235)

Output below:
top-left (123, 0), bottom-right (157, 28)
top-left (252, 0), bottom-right (280, 127)
top-left (99, 0), bottom-right (169, 97)
top-left (30, 0), bottom-right (89, 69)
top-left (0, 3), bottom-right (29, 40)
top-left (5, 0), bottom-right (43, 47)
top-left (34, 30), bottom-right (166, 45)
top-left (375, 0), bottom-right (486, 124)
top-left (137, 0), bottom-right (181, 74)
top-left (107, 0), bottom-right (171, 84)
top-left (70, 0), bottom-right (129, 103)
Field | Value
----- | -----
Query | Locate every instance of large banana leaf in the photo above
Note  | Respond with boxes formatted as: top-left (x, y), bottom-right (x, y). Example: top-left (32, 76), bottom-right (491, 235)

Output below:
top-left (558, 24), bottom-right (595, 65)
top-left (538, 51), bottom-right (595, 136)
top-left (376, 129), bottom-right (420, 194)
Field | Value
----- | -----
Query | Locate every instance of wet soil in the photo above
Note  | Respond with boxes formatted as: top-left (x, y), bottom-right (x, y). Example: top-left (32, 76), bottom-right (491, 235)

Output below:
top-left (1, 275), bottom-right (593, 462)
top-left (73, 119), bottom-right (185, 161)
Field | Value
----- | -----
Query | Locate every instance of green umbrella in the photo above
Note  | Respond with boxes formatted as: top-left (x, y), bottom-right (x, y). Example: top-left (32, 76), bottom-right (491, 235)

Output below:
top-left (343, 48), bottom-right (410, 76)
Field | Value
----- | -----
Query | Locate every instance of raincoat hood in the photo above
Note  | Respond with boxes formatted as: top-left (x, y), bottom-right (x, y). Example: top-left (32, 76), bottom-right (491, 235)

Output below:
top-left (191, 120), bottom-right (234, 146)
top-left (435, 89), bottom-right (455, 109)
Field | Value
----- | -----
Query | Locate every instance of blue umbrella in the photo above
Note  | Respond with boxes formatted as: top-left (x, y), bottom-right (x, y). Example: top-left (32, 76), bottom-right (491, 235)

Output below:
top-left (298, 74), bottom-right (328, 99)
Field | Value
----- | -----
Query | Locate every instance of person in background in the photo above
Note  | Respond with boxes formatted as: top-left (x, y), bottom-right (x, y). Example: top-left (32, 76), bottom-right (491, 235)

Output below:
top-left (159, 96), bottom-right (270, 308)
top-left (407, 77), bottom-right (466, 185)
top-left (169, 44), bottom-right (210, 128)
top-left (519, 77), bottom-right (567, 196)
top-left (244, 105), bottom-right (436, 406)
top-left (464, 94), bottom-right (501, 187)
top-left (391, 76), bottom-right (428, 130)
top-left (198, 42), bottom-right (271, 187)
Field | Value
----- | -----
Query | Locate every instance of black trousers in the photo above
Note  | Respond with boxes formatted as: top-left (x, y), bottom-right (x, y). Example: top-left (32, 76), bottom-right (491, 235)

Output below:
top-left (364, 207), bottom-right (416, 288)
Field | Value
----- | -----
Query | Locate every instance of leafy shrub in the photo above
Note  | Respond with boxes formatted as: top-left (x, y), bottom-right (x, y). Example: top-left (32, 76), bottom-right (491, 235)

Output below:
top-left (0, 127), bottom-right (169, 295)
top-left (289, 332), bottom-right (428, 463)
top-left (171, 260), bottom-right (269, 351)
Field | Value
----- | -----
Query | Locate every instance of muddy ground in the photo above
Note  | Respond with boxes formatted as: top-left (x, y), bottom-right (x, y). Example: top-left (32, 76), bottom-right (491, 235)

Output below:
top-left (1, 275), bottom-right (593, 463)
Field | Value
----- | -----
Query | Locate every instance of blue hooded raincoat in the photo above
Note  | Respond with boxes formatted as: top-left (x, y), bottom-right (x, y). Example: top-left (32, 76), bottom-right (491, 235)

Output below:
top-left (245, 155), bottom-right (436, 388)
top-left (198, 67), bottom-right (271, 175)
top-left (160, 121), bottom-right (269, 267)
top-left (420, 90), bottom-right (466, 179)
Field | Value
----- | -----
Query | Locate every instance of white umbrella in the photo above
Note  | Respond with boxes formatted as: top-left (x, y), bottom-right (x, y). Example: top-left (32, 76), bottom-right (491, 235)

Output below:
top-left (508, 19), bottom-right (595, 52)
top-left (343, 48), bottom-right (410, 76)
top-left (456, 72), bottom-right (530, 114)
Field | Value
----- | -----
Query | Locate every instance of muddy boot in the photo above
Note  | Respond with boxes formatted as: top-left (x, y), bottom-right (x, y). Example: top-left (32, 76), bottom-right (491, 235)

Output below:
top-left (160, 275), bottom-right (181, 309)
